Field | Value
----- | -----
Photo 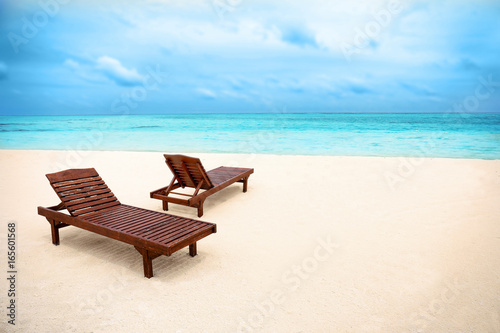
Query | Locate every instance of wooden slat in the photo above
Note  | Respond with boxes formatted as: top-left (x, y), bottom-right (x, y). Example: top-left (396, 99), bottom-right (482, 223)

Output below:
top-left (46, 168), bottom-right (99, 183)
top-left (66, 192), bottom-right (116, 209)
top-left (145, 221), bottom-right (190, 240)
top-left (55, 180), bottom-right (105, 194)
top-left (159, 226), bottom-right (208, 246)
top-left (116, 215), bottom-right (172, 233)
top-left (89, 205), bottom-right (215, 254)
top-left (169, 228), bottom-right (215, 254)
top-left (52, 176), bottom-right (102, 188)
top-left (164, 154), bottom-right (213, 189)
top-left (190, 167), bottom-right (254, 204)
top-left (144, 219), bottom-right (201, 240)
top-left (64, 187), bottom-right (112, 201)
top-left (46, 168), bottom-right (120, 217)
top-left (73, 201), bottom-right (121, 216)
top-left (155, 221), bottom-right (207, 243)
top-left (69, 195), bottom-right (118, 211)
top-left (84, 204), bottom-right (132, 220)
top-left (65, 187), bottom-right (112, 198)
top-left (89, 214), bottom-right (136, 227)
top-left (122, 215), bottom-right (181, 234)
top-left (165, 225), bottom-right (215, 248)
top-left (58, 188), bottom-right (109, 201)
top-left (99, 218), bottom-right (143, 230)
top-left (207, 167), bottom-right (253, 186)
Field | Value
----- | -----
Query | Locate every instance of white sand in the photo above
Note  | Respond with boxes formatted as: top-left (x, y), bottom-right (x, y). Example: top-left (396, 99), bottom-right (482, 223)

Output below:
top-left (0, 149), bottom-right (499, 332)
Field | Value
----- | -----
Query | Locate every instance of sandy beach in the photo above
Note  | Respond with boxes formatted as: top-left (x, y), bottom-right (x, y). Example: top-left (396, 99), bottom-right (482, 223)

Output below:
top-left (0, 149), bottom-right (499, 332)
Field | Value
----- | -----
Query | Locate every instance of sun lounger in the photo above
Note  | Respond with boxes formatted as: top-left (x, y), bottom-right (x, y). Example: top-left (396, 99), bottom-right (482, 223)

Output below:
top-left (150, 154), bottom-right (254, 217)
top-left (37, 168), bottom-right (216, 278)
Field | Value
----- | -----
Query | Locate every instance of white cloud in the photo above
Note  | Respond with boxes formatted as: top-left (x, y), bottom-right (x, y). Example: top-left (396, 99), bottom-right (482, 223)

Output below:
top-left (196, 88), bottom-right (217, 99)
top-left (95, 56), bottom-right (144, 86)
top-left (63, 59), bottom-right (80, 69)
top-left (63, 58), bottom-right (103, 84)
top-left (63, 57), bottom-right (145, 86)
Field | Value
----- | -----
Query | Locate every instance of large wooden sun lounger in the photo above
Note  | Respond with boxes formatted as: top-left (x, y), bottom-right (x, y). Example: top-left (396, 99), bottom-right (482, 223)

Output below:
top-left (150, 154), bottom-right (254, 217)
top-left (37, 168), bottom-right (216, 278)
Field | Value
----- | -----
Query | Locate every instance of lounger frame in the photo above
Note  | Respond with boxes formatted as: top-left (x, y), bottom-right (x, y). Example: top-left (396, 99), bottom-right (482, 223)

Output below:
top-left (38, 168), bottom-right (216, 278)
top-left (150, 154), bottom-right (254, 217)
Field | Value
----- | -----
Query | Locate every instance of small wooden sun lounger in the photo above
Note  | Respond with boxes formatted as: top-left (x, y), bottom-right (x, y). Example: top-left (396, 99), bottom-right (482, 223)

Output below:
top-left (150, 154), bottom-right (254, 217)
top-left (37, 168), bottom-right (216, 278)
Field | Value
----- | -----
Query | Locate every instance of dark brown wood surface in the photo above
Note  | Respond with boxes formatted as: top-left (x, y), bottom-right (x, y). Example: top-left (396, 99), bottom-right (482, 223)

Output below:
top-left (164, 154), bottom-right (213, 190)
top-left (38, 168), bottom-right (216, 278)
top-left (151, 154), bottom-right (254, 217)
top-left (46, 168), bottom-right (120, 217)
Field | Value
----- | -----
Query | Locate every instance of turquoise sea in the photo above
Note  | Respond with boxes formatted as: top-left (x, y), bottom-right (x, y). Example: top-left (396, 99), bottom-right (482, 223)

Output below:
top-left (1, 113), bottom-right (499, 159)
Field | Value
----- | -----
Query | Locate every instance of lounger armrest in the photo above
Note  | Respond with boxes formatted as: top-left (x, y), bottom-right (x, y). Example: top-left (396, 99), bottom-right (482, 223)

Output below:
top-left (48, 202), bottom-right (66, 211)
top-left (150, 185), bottom-right (169, 197)
top-left (150, 182), bottom-right (182, 198)
top-left (37, 205), bottom-right (74, 225)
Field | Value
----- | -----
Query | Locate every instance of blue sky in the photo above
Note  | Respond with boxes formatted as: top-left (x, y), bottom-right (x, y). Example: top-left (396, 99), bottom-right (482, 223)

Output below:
top-left (0, 0), bottom-right (499, 115)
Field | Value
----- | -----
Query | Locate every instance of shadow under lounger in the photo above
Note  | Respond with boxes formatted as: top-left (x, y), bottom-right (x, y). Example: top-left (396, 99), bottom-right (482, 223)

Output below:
top-left (37, 168), bottom-right (216, 278)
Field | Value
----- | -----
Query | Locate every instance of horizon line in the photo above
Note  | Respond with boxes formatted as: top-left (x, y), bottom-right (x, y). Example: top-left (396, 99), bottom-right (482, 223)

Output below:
top-left (1, 111), bottom-right (500, 117)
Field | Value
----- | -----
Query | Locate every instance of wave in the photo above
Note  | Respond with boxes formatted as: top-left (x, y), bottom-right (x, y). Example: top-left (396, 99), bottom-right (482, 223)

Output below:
top-left (129, 125), bottom-right (163, 129)
top-left (0, 128), bottom-right (55, 132)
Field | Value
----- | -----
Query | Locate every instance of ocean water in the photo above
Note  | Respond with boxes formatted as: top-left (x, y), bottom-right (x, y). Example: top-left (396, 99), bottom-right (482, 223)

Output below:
top-left (1, 113), bottom-right (499, 159)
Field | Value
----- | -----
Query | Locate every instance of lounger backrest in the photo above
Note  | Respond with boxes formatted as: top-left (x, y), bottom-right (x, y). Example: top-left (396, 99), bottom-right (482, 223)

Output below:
top-left (46, 168), bottom-right (121, 217)
top-left (163, 154), bottom-right (214, 190)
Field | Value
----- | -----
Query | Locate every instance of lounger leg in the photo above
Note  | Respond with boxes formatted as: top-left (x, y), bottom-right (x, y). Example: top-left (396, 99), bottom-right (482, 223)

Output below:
top-left (135, 247), bottom-right (161, 278)
top-left (49, 219), bottom-right (60, 246)
top-left (189, 242), bottom-right (197, 257)
top-left (162, 200), bottom-right (169, 211)
top-left (143, 253), bottom-right (154, 278)
top-left (243, 177), bottom-right (248, 193)
top-left (197, 201), bottom-right (204, 217)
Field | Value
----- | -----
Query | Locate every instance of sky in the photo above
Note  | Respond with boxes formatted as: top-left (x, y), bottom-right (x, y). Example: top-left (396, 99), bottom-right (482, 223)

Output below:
top-left (0, 0), bottom-right (499, 115)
